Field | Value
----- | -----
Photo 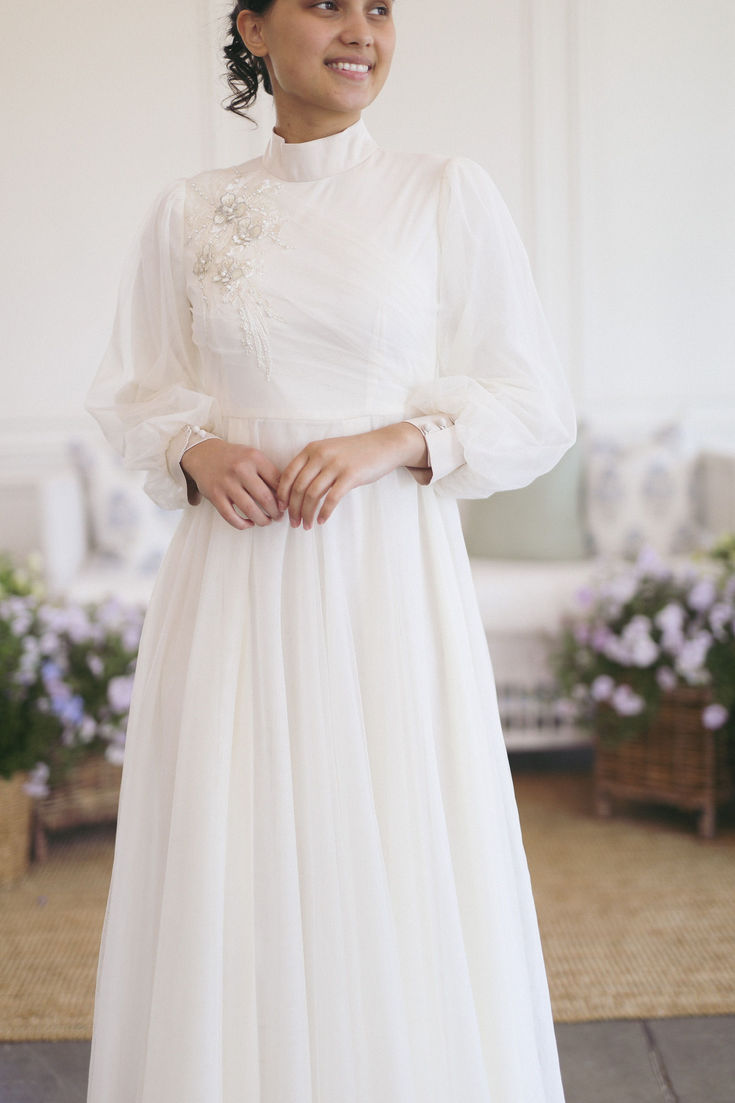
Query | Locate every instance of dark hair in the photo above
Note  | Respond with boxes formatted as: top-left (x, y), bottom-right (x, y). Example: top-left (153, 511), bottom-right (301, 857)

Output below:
top-left (223, 1), bottom-right (275, 119)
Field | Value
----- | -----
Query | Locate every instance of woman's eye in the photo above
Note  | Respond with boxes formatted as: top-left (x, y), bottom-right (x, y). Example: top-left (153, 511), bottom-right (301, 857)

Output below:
top-left (314, 2), bottom-right (338, 9)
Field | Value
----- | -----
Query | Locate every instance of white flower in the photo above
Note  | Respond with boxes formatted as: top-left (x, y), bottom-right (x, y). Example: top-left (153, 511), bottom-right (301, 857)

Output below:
top-left (105, 743), bottom-right (126, 767)
top-left (611, 684), bottom-right (645, 716)
top-left (23, 761), bottom-right (50, 800)
top-left (79, 716), bottom-right (97, 743)
top-left (702, 703), bottom-right (729, 730)
top-left (591, 674), bottom-right (615, 701)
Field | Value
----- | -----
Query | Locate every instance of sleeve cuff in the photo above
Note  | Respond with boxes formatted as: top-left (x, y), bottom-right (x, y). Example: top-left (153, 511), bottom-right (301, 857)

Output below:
top-left (401, 414), bottom-right (466, 485)
top-left (165, 424), bottom-right (221, 506)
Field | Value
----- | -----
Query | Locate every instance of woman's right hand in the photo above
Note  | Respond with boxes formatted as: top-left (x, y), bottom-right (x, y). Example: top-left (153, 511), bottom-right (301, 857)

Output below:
top-left (180, 439), bottom-right (286, 530)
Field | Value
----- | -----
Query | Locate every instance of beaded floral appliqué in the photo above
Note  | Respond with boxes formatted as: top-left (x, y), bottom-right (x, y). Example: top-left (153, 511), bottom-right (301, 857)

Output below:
top-left (187, 171), bottom-right (285, 380)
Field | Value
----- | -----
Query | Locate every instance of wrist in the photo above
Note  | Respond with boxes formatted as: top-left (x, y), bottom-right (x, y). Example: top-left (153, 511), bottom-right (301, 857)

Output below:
top-left (381, 421), bottom-right (429, 468)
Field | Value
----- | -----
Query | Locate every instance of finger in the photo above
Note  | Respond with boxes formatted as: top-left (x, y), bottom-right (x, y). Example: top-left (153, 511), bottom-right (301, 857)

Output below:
top-left (244, 459), bottom-right (285, 518)
top-left (229, 485), bottom-right (273, 527)
top-left (300, 471), bottom-right (338, 529)
top-left (316, 476), bottom-right (352, 525)
top-left (276, 454), bottom-right (308, 515)
top-left (247, 479), bottom-right (287, 522)
top-left (215, 496), bottom-right (254, 531)
top-left (288, 460), bottom-right (326, 527)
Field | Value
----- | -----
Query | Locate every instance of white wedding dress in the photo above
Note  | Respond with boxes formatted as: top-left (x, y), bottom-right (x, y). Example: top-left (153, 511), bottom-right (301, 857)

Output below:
top-left (84, 118), bottom-right (576, 1103)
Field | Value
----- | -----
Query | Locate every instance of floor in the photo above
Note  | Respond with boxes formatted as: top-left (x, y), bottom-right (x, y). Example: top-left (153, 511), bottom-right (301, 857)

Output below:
top-left (0, 1017), bottom-right (733, 1102)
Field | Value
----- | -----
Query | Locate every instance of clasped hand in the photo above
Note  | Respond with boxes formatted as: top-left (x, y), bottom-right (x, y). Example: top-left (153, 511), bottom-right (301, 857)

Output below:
top-left (180, 424), bottom-right (427, 531)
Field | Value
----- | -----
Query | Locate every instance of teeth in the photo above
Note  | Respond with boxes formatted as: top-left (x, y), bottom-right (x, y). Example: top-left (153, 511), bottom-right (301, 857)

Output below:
top-left (328, 62), bottom-right (370, 73)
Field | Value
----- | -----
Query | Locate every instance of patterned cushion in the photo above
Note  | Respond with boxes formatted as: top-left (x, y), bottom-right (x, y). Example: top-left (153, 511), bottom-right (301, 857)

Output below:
top-left (69, 436), bottom-right (180, 573)
top-left (584, 421), bottom-right (702, 559)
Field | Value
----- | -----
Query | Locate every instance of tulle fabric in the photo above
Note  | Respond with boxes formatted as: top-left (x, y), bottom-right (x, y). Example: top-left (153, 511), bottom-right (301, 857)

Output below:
top-left (404, 157), bottom-right (577, 499)
top-left (86, 415), bottom-right (564, 1103)
top-left (84, 121), bottom-right (573, 1102)
top-left (85, 182), bottom-right (222, 511)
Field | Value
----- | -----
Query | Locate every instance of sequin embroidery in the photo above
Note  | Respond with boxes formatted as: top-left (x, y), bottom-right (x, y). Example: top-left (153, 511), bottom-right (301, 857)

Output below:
top-left (187, 171), bottom-right (285, 380)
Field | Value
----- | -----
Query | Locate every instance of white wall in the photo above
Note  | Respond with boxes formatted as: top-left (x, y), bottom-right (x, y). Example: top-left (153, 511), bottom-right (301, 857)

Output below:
top-left (577, 0), bottom-right (735, 436)
top-left (1, 0), bottom-right (733, 444)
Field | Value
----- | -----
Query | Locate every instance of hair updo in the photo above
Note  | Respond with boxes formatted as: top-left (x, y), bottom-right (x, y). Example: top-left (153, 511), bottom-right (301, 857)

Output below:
top-left (223, 1), bottom-right (276, 119)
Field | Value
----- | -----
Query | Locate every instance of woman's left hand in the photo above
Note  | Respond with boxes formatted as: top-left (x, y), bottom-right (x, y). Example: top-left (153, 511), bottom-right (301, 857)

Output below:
top-left (277, 423), bottom-right (428, 529)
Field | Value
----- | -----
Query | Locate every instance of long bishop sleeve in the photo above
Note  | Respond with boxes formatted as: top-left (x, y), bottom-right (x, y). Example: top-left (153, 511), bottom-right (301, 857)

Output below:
top-left (85, 179), bottom-right (221, 510)
top-left (403, 156), bottom-right (577, 499)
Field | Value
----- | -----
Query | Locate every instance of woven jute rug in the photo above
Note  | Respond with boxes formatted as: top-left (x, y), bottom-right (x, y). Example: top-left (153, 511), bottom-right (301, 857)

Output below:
top-left (1, 769), bottom-right (734, 1040)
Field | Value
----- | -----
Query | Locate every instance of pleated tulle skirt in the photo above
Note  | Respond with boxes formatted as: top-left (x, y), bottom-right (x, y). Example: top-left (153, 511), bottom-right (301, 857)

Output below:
top-left (85, 413), bottom-right (565, 1103)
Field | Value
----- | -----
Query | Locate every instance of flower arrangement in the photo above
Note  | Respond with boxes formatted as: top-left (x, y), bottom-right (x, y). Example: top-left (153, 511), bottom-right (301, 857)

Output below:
top-left (550, 535), bottom-right (735, 745)
top-left (0, 552), bottom-right (143, 799)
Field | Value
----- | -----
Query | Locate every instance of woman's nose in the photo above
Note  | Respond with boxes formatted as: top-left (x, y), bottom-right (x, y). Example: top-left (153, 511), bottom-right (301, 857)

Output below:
top-left (340, 16), bottom-right (373, 47)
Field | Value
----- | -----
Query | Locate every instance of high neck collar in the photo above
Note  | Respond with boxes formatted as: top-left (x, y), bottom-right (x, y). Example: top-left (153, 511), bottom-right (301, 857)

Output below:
top-left (261, 118), bottom-right (378, 182)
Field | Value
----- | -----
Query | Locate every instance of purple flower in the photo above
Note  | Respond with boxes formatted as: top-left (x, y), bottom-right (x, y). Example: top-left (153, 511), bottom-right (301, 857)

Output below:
top-left (620, 616), bottom-right (659, 667)
top-left (634, 545), bottom-right (671, 579)
top-left (601, 574), bottom-right (638, 607)
top-left (675, 631), bottom-right (713, 679)
top-left (702, 703), bottom-right (729, 730)
top-left (591, 625), bottom-right (613, 652)
top-left (656, 666), bottom-right (678, 691)
top-left (688, 578), bottom-right (717, 613)
top-left (122, 625), bottom-right (142, 652)
top-left (708, 602), bottom-right (733, 641)
top-left (107, 675), bottom-right (134, 714)
top-left (611, 684), bottom-right (645, 716)
top-left (575, 586), bottom-right (596, 610)
top-left (38, 631), bottom-right (60, 656)
top-left (655, 602), bottom-right (685, 635)
top-left (51, 693), bottom-right (85, 727)
top-left (87, 654), bottom-right (104, 677)
top-left (602, 634), bottom-right (631, 665)
top-left (591, 674), bottom-right (615, 701)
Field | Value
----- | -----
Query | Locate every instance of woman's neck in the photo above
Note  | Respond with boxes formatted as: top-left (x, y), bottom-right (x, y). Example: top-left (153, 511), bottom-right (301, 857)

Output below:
top-left (272, 107), bottom-right (362, 145)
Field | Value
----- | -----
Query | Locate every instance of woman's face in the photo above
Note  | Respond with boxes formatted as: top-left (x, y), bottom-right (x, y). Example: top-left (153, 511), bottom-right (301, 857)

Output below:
top-left (237, 0), bottom-right (396, 139)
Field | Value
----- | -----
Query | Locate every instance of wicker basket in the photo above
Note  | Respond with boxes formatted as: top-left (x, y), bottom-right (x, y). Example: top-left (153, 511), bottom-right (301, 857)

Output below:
top-left (595, 685), bottom-right (734, 838)
top-left (0, 771), bottom-right (34, 887)
top-left (32, 754), bottom-right (122, 862)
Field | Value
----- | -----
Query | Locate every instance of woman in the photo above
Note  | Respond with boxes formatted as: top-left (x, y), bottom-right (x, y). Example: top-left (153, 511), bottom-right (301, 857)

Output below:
top-left (85, 1), bottom-right (576, 1100)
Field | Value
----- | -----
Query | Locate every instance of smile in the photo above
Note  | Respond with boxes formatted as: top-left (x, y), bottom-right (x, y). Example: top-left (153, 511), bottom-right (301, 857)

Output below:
top-left (326, 61), bottom-right (371, 74)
